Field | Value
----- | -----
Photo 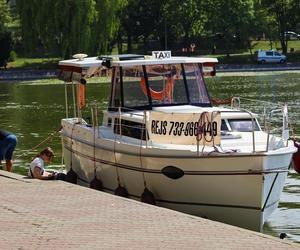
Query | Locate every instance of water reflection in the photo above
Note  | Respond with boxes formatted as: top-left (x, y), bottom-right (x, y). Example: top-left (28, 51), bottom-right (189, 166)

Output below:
top-left (1, 72), bottom-right (300, 243)
top-left (263, 171), bottom-right (300, 243)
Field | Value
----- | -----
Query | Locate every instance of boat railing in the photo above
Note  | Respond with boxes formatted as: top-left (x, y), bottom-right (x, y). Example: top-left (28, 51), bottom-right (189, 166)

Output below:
top-left (220, 109), bottom-right (257, 152)
top-left (230, 97), bottom-right (291, 151)
top-left (230, 97), bottom-right (284, 129)
top-left (266, 108), bottom-right (290, 149)
top-left (88, 103), bottom-right (289, 155)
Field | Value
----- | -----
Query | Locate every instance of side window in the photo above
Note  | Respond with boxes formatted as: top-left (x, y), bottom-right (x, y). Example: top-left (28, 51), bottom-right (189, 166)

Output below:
top-left (221, 120), bottom-right (229, 131)
top-left (274, 52), bottom-right (281, 56)
top-left (114, 118), bottom-right (146, 140)
top-left (228, 119), bottom-right (260, 132)
top-left (266, 52), bottom-right (273, 56)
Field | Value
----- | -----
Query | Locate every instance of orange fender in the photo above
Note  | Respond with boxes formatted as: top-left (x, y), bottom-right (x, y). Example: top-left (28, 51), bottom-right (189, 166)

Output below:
top-left (78, 82), bottom-right (85, 110)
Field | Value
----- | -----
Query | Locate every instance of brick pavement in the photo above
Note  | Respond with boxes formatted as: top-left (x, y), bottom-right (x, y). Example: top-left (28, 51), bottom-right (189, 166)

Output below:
top-left (0, 170), bottom-right (299, 250)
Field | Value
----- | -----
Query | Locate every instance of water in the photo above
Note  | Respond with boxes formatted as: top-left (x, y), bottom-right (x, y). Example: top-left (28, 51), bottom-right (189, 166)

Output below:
top-left (0, 72), bottom-right (299, 243)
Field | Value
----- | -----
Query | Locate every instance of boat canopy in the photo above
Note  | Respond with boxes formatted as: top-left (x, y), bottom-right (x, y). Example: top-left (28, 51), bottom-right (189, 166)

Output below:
top-left (58, 54), bottom-right (218, 81)
top-left (58, 53), bottom-right (218, 110)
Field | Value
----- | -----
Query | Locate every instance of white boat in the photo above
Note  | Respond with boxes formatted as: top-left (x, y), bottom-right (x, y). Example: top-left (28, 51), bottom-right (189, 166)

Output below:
top-left (58, 51), bottom-right (296, 231)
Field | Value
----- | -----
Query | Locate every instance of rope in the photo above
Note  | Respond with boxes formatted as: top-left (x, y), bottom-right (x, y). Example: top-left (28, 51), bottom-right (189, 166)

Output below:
top-left (69, 123), bottom-right (76, 169)
top-left (113, 115), bottom-right (121, 185)
top-left (93, 118), bottom-right (97, 177)
top-left (15, 126), bottom-right (62, 160)
top-left (139, 122), bottom-right (147, 188)
top-left (196, 112), bottom-right (219, 155)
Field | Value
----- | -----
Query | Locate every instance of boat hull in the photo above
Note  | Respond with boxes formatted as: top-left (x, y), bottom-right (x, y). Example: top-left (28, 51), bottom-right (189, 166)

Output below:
top-left (61, 124), bottom-right (293, 231)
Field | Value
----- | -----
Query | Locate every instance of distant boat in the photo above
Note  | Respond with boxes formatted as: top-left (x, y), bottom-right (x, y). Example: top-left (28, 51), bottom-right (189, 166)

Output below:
top-left (58, 51), bottom-right (296, 231)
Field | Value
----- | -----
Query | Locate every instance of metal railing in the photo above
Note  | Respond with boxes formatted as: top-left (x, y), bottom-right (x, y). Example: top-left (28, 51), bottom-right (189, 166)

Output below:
top-left (73, 98), bottom-right (291, 155)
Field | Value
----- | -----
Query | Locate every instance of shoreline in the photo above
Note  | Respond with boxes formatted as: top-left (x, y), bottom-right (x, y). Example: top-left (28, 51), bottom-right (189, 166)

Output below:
top-left (0, 63), bottom-right (300, 81)
top-left (217, 63), bottom-right (300, 72)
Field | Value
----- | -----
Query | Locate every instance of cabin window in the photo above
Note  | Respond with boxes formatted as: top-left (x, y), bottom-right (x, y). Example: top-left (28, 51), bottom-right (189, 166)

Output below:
top-left (114, 118), bottom-right (147, 140)
top-left (107, 118), bottom-right (112, 127)
top-left (221, 120), bottom-right (229, 131)
top-left (122, 66), bottom-right (149, 109)
top-left (110, 63), bottom-right (211, 110)
top-left (145, 64), bottom-right (188, 105)
top-left (227, 119), bottom-right (260, 132)
top-left (184, 63), bottom-right (210, 105)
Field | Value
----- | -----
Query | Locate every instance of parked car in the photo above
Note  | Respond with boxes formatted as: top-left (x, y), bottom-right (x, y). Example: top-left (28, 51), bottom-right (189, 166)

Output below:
top-left (284, 31), bottom-right (300, 40)
top-left (256, 50), bottom-right (287, 64)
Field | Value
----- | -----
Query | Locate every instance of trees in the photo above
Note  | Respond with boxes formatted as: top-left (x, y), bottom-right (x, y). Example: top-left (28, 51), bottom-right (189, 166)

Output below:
top-left (119, 0), bottom-right (166, 53)
top-left (0, 0), bottom-right (12, 68)
top-left (261, 0), bottom-right (300, 53)
top-left (162, 0), bottom-right (205, 50)
top-left (120, 0), bottom-right (256, 54)
top-left (13, 0), bottom-right (300, 57)
top-left (203, 0), bottom-right (255, 55)
top-left (91, 0), bottom-right (127, 54)
top-left (16, 0), bottom-right (126, 58)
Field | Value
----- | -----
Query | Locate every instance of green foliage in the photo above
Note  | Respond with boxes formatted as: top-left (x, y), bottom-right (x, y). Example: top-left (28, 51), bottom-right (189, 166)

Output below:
top-left (0, 30), bottom-right (13, 67)
top-left (0, 0), bottom-right (13, 67)
top-left (91, 0), bottom-right (127, 54)
top-left (163, 0), bottom-right (206, 46)
top-left (12, 0), bottom-right (300, 58)
top-left (16, 0), bottom-right (127, 58)
top-left (118, 0), bottom-right (164, 53)
top-left (261, 0), bottom-right (300, 53)
top-left (0, 0), bottom-right (11, 31)
top-left (7, 57), bottom-right (58, 69)
top-left (9, 50), bottom-right (17, 61)
top-left (203, 0), bottom-right (255, 52)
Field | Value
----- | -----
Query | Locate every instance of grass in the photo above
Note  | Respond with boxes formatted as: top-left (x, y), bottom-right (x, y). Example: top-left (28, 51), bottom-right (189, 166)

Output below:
top-left (7, 57), bottom-right (60, 69)
top-left (206, 40), bottom-right (300, 64)
top-left (251, 40), bottom-right (300, 52)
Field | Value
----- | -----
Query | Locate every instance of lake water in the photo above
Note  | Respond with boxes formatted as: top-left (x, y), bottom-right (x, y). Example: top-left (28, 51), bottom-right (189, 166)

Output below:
top-left (0, 71), bottom-right (299, 243)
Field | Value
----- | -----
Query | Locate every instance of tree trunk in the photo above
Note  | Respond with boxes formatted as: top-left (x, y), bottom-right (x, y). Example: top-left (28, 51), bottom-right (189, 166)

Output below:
top-left (280, 39), bottom-right (287, 53)
top-left (127, 32), bottom-right (132, 53)
top-left (117, 32), bottom-right (123, 54)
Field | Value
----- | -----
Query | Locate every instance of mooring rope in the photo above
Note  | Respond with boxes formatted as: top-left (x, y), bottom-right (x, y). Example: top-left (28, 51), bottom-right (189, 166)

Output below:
top-left (139, 118), bottom-right (147, 188)
top-left (113, 113), bottom-right (121, 185)
top-left (15, 125), bottom-right (62, 160)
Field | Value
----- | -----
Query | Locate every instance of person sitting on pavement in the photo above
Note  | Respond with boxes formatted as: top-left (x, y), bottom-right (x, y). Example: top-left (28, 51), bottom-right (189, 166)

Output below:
top-left (0, 129), bottom-right (18, 172)
top-left (28, 147), bottom-right (56, 180)
top-left (28, 147), bottom-right (66, 180)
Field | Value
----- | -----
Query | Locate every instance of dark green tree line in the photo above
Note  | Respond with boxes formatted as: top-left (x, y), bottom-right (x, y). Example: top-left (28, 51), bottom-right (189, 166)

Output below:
top-left (16, 0), bottom-right (126, 58)
top-left (0, 0), bottom-right (12, 67)
top-left (262, 0), bottom-right (300, 53)
top-left (9, 0), bottom-right (300, 57)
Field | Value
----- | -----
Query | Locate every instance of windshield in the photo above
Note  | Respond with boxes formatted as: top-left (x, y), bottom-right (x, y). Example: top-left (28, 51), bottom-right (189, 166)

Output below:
top-left (109, 63), bottom-right (211, 110)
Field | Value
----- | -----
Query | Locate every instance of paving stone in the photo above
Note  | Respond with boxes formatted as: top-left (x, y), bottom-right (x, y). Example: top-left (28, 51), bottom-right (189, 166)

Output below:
top-left (0, 170), bottom-right (299, 250)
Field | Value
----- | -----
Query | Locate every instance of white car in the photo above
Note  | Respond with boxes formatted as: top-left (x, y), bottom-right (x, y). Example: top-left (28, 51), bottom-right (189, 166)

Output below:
top-left (285, 31), bottom-right (300, 40)
top-left (257, 50), bottom-right (287, 64)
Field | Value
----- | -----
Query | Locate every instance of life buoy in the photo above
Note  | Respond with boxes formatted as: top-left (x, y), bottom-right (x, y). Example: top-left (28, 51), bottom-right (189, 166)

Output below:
top-left (140, 77), bottom-right (173, 101)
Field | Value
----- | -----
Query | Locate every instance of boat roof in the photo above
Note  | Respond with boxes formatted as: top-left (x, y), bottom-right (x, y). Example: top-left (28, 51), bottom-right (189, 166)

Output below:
top-left (58, 55), bottom-right (218, 68)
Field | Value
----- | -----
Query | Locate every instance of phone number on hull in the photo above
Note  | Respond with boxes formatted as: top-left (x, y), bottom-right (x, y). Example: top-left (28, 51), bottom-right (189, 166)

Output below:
top-left (151, 120), bottom-right (218, 137)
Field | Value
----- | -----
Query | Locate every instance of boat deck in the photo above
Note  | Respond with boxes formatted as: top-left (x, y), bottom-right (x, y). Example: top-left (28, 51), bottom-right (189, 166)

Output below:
top-left (0, 170), bottom-right (298, 250)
